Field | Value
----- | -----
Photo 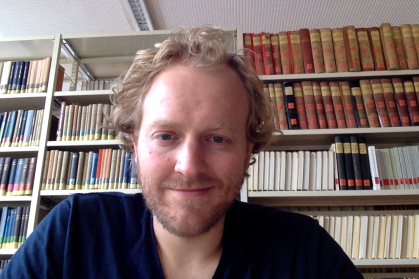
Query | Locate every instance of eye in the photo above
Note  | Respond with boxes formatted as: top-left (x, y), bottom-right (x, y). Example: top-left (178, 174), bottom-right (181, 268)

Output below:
top-left (158, 134), bottom-right (173, 140)
top-left (211, 136), bottom-right (225, 143)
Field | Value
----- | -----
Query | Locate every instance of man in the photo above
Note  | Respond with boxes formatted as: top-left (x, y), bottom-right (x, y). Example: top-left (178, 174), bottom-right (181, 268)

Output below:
top-left (0, 26), bottom-right (363, 278)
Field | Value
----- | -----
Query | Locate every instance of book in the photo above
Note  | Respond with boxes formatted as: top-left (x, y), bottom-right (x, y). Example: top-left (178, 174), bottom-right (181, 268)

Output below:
top-left (22, 110), bottom-right (36, 146)
top-left (283, 83), bottom-right (299, 129)
top-left (292, 83), bottom-right (308, 129)
top-left (329, 81), bottom-right (347, 128)
top-left (266, 84), bottom-right (279, 130)
top-left (401, 24), bottom-right (419, 69)
top-left (273, 83), bottom-right (288, 130)
top-left (17, 158), bottom-right (29, 196)
top-left (251, 33), bottom-right (265, 75)
top-left (356, 28), bottom-right (375, 71)
top-left (334, 136), bottom-right (347, 190)
top-left (367, 27), bottom-right (387, 71)
top-left (287, 31), bottom-right (304, 74)
top-left (260, 32), bottom-right (274, 75)
top-left (312, 81), bottom-right (327, 129)
top-left (350, 83), bottom-right (369, 128)
top-left (320, 28), bottom-right (337, 73)
top-left (0, 158), bottom-right (11, 195)
top-left (6, 159), bottom-right (18, 196)
top-left (403, 79), bottom-right (419, 125)
top-left (343, 136), bottom-right (355, 190)
top-left (0, 61), bottom-right (12, 93)
top-left (359, 79), bottom-right (380, 127)
top-left (370, 79), bottom-right (391, 127)
top-left (24, 157), bottom-right (36, 195)
top-left (392, 26), bottom-right (408, 70)
top-left (392, 77), bottom-right (412, 126)
top-left (299, 28), bottom-right (314, 73)
top-left (278, 31), bottom-right (292, 74)
top-left (350, 136), bottom-right (363, 190)
top-left (379, 23), bottom-right (399, 70)
top-left (308, 29), bottom-right (325, 73)
top-left (320, 81), bottom-right (337, 128)
top-left (243, 33), bottom-right (254, 70)
top-left (339, 81), bottom-right (357, 128)
top-left (380, 78), bottom-right (402, 127)
top-left (331, 28), bottom-right (348, 72)
top-left (269, 33), bottom-right (282, 75)
top-left (342, 25), bottom-right (361, 72)
top-left (301, 81), bottom-right (319, 129)
top-left (358, 136), bottom-right (372, 190)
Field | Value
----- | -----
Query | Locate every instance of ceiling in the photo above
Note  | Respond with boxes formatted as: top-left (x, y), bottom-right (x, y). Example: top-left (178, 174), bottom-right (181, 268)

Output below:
top-left (2, 0), bottom-right (419, 38)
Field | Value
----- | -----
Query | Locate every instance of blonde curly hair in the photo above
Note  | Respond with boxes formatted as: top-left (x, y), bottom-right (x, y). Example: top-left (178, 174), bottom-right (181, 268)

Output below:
top-left (110, 26), bottom-right (275, 156)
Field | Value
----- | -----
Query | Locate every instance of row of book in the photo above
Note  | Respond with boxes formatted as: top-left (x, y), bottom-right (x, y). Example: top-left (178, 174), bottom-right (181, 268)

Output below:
top-left (0, 110), bottom-right (44, 147)
top-left (0, 157), bottom-right (36, 196)
top-left (363, 269), bottom-right (418, 279)
top-left (80, 79), bottom-right (115, 91)
top-left (41, 149), bottom-right (139, 191)
top-left (278, 205), bottom-right (419, 213)
top-left (0, 58), bottom-right (52, 94)
top-left (313, 214), bottom-right (419, 260)
top-left (0, 260), bottom-right (9, 273)
top-left (245, 23), bottom-right (419, 75)
top-left (369, 145), bottom-right (419, 191)
top-left (267, 77), bottom-right (419, 131)
top-left (0, 206), bottom-right (30, 249)
top-left (56, 102), bottom-right (116, 141)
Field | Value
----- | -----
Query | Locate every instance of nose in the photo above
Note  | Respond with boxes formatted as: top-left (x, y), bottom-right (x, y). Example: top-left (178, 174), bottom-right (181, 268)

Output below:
top-left (174, 139), bottom-right (206, 177)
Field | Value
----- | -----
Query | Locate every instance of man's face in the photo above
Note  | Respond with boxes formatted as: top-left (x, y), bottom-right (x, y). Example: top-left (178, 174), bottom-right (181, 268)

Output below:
top-left (133, 63), bottom-right (253, 238)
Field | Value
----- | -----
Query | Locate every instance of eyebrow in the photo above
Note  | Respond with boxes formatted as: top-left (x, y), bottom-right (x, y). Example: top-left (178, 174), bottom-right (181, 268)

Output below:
top-left (149, 120), bottom-right (237, 132)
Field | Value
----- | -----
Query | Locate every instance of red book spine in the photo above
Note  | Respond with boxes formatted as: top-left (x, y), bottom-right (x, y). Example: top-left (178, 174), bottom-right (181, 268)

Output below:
top-left (370, 79), bottom-right (391, 127)
top-left (243, 33), bottom-right (255, 71)
top-left (330, 81), bottom-right (347, 128)
top-left (392, 78), bottom-right (412, 126)
top-left (261, 32), bottom-right (274, 75)
top-left (299, 28), bottom-right (315, 73)
top-left (251, 33), bottom-right (265, 75)
top-left (270, 33), bottom-right (282, 74)
top-left (320, 82), bottom-right (337, 128)
top-left (293, 83), bottom-right (308, 129)
top-left (359, 79), bottom-right (380, 127)
top-left (403, 79), bottom-right (419, 125)
top-left (381, 78), bottom-right (402, 127)
top-left (312, 81), bottom-right (328, 128)
top-left (301, 81), bottom-right (319, 129)
top-left (339, 81), bottom-right (358, 128)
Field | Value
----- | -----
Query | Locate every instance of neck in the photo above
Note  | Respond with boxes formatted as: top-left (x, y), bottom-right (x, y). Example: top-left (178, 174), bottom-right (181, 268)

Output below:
top-left (153, 216), bottom-right (224, 279)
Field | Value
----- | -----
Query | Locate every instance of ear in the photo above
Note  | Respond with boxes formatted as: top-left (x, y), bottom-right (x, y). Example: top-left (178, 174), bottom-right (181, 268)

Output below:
top-left (244, 142), bottom-right (255, 170)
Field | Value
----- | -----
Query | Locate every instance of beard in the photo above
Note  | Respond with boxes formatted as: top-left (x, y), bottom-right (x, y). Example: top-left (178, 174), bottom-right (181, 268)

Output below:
top-left (140, 170), bottom-right (245, 238)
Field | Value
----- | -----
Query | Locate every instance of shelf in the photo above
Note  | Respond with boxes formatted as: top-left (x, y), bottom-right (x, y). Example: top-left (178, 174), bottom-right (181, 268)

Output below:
top-left (47, 140), bottom-right (121, 151)
top-left (353, 258), bottom-right (419, 268)
top-left (0, 36), bottom-right (55, 61)
top-left (270, 127), bottom-right (419, 150)
top-left (0, 147), bottom-right (39, 157)
top-left (260, 69), bottom-right (419, 82)
top-left (0, 93), bottom-right (47, 111)
top-left (248, 189), bottom-right (419, 207)
top-left (41, 189), bottom-right (141, 197)
top-left (54, 90), bottom-right (112, 105)
top-left (0, 249), bottom-right (18, 256)
top-left (0, 196), bottom-right (32, 202)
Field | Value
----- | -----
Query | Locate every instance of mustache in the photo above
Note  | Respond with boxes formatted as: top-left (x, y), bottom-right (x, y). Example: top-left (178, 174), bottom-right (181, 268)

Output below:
top-left (159, 175), bottom-right (222, 189)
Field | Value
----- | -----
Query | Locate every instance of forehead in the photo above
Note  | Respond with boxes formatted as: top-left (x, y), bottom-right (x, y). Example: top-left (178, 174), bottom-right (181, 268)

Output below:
top-left (140, 64), bottom-right (249, 129)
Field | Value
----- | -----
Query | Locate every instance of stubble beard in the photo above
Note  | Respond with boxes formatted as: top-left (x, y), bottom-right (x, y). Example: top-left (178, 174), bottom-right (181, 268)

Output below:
top-left (140, 171), bottom-right (245, 238)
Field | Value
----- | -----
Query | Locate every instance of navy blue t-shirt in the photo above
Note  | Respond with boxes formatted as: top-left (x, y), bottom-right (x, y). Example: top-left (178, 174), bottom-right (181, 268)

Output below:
top-left (0, 192), bottom-right (363, 278)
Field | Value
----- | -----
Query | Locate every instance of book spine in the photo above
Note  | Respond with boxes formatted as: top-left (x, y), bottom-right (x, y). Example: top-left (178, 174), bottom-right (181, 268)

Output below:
top-left (67, 152), bottom-right (79, 190)
top-left (269, 33), bottom-right (282, 74)
top-left (350, 136), bottom-right (363, 190)
top-left (380, 23), bottom-right (399, 70)
top-left (368, 27), bottom-right (387, 70)
top-left (358, 136), bottom-right (372, 190)
top-left (20, 61), bottom-right (30, 93)
top-left (0, 61), bottom-right (12, 93)
top-left (370, 79), bottom-right (391, 127)
top-left (301, 81), bottom-right (319, 129)
top-left (343, 25), bottom-right (361, 72)
top-left (332, 28), bottom-right (349, 72)
top-left (343, 136), bottom-right (355, 190)
top-left (266, 84), bottom-right (279, 130)
top-left (243, 33), bottom-right (255, 71)
top-left (24, 157), bottom-right (36, 195)
top-left (122, 152), bottom-right (131, 189)
top-left (278, 32), bottom-right (292, 74)
top-left (6, 159), bottom-right (18, 196)
top-left (330, 81), bottom-right (347, 128)
top-left (260, 32), bottom-right (274, 75)
top-left (293, 83), bottom-right (308, 129)
top-left (400, 24), bottom-right (419, 70)
top-left (359, 79), bottom-right (380, 127)
top-left (381, 78), bottom-right (402, 127)
top-left (251, 33), bottom-right (265, 75)
top-left (299, 28), bottom-right (315, 73)
top-left (75, 152), bottom-right (85, 190)
top-left (22, 110), bottom-right (35, 146)
top-left (392, 26), bottom-right (408, 70)
top-left (17, 158), bottom-right (29, 196)
top-left (391, 77), bottom-right (412, 126)
top-left (356, 28), bottom-right (375, 71)
top-left (287, 31), bottom-right (304, 74)
top-left (273, 83), bottom-right (288, 130)
top-left (320, 28), bottom-right (337, 73)
top-left (309, 29), bottom-right (325, 73)
top-left (88, 152), bottom-right (99, 189)
top-left (334, 136), bottom-right (348, 190)
top-left (283, 83), bottom-right (299, 129)
top-left (312, 81), bottom-right (328, 129)
top-left (339, 81), bottom-right (358, 128)
top-left (0, 158), bottom-right (12, 196)
top-left (320, 81), bottom-right (337, 128)
top-left (403, 79), bottom-right (419, 125)
top-left (350, 84), bottom-right (369, 128)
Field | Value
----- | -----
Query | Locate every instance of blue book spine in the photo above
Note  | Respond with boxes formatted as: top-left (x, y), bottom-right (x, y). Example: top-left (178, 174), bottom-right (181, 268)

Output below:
top-left (22, 110), bottom-right (35, 146)
top-left (0, 157), bottom-right (5, 186)
top-left (6, 159), bottom-right (18, 196)
top-left (6, 62), bottom-right (16, 93)
top-left (88, 152), bottom-right (98, 189)
top-left (13, 110), bottom-right (26, 147)
top-left (12, 158), bottom-right (24, 196)
top-left (15, 61), bottom-right (25, 93)
top-left (129, 153), bottom-right (137, 188)
top-left (122, 152), bottom-right (130, 188)
top-left (0, 206), bottom-right (9, 246)
top-left (0, 157), bottom-right (12, 195)
top-left (20, 61), bottom-right (30, 93)
top-left (5, 208), bottom-right (16, 248)
top-left (1, 208), bottom-right (11, 247)
top-left (0, 112), bottom-right (11, 145)
top-left (4, 110), bottom-right (17, 146)
top-left (10, 61), bottom-right (22, 93)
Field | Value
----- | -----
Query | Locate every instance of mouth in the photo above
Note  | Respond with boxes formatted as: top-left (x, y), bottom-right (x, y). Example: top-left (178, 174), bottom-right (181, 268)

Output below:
top-left (169, 187), bottom-right (213, 198)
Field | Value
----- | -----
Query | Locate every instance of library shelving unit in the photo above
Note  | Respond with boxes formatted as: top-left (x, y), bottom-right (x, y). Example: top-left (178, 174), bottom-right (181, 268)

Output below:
top-left (0, 34), bottom-right (61, 256)
top-left (239, 69), bottom-right (419, 277)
